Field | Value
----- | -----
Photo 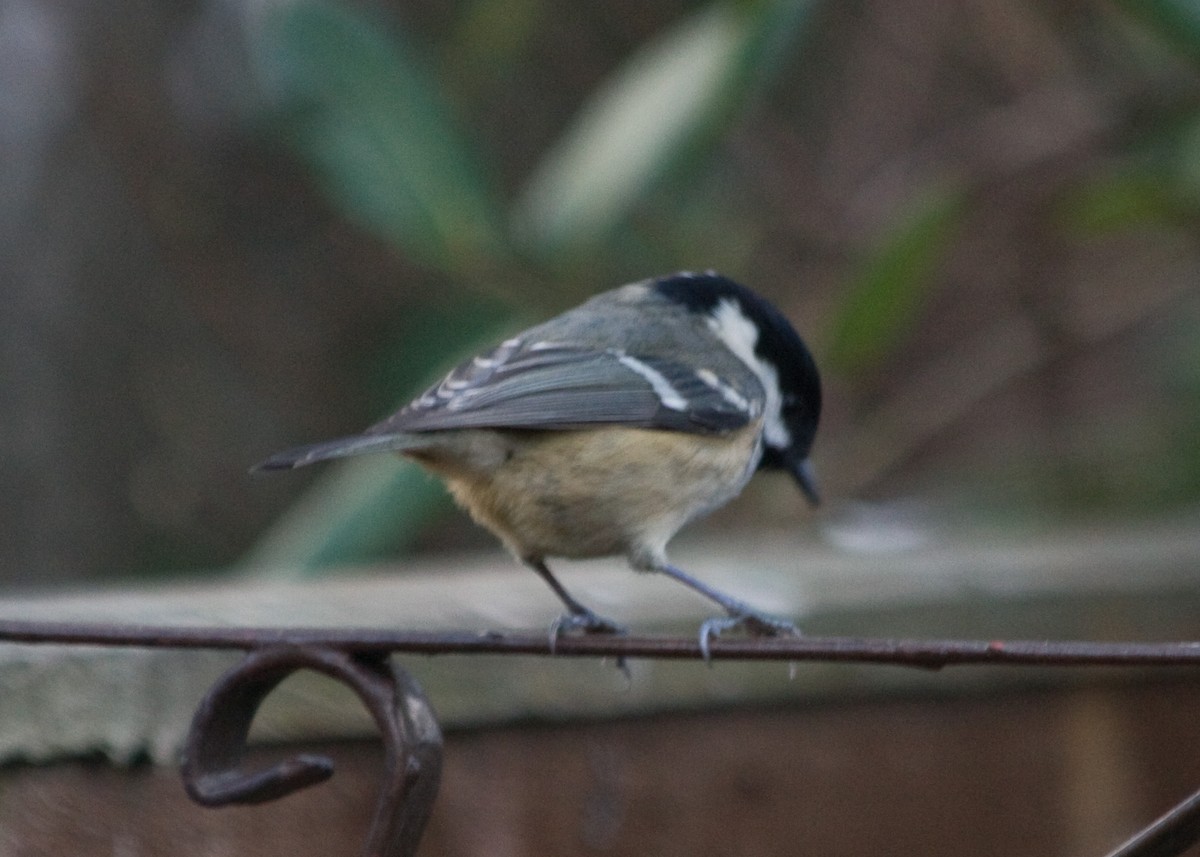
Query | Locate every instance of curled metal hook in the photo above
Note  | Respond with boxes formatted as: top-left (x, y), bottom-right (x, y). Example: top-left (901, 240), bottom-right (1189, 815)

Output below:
top-left (181, 645), bottom-right (442, 857)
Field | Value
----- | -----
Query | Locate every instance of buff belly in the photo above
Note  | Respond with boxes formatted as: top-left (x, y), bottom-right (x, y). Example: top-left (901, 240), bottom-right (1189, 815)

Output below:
top-left (405, 425), bottom-right (762, 565)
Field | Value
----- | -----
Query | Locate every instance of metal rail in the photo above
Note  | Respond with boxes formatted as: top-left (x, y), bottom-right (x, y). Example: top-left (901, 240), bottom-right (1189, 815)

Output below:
top-left (0, 619), bottom-right (1197, 857)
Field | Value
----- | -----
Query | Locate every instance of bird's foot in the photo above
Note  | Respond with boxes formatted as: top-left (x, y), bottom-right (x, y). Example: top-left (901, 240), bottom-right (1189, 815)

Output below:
top-left (548, 609), bottom-right (630, 677)
top-left (698, 607), bottom-right (799, 663)
top-left (547, 608), bottom-right (626, 651)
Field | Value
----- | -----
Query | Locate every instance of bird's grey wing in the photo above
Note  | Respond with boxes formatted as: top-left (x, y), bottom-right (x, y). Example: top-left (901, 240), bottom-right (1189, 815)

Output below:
top-left (367, 343), bottom-right (761, 436)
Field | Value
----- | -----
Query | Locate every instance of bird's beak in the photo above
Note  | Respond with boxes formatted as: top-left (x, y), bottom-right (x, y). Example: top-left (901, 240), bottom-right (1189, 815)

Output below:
top-left (790, 457), bottom-right (820, 508)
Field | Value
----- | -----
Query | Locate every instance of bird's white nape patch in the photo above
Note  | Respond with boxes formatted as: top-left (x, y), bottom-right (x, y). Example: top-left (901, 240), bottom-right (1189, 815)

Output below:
top-left (707, 299), bottom-right (790, 447)
top-left (616, 353), bottom-right (688, 411)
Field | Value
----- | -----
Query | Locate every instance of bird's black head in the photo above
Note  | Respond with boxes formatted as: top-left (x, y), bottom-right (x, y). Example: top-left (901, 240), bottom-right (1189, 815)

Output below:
top-left (653, 271), bottom-right (822, 505)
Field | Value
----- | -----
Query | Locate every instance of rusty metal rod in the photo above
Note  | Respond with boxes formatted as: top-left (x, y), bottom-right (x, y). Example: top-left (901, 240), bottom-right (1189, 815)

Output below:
top-left (1104, 786), bottom-right (1200, 857)
top-left (0, 618), bottom-right (1198, 668)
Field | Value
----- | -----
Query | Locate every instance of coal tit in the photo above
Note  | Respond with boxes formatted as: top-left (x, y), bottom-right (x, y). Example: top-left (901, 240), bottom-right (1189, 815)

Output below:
top-left (257, 272), bottom-right (821, 648)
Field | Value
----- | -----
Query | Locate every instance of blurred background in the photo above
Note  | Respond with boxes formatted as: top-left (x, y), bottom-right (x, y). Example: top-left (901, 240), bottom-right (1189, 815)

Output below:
top-left (2, 0), bottom-right (1200, 586)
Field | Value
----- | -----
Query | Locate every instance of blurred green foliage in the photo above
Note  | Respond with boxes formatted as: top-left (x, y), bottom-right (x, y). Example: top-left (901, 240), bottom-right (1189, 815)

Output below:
top-left (826, 187), bottom-right (965, 376)
top-left (1115, 0), bottom-right (1200, 67)
top-left (1057, 170), bottom-right (1186, 235)
top-left (253, 1), bottom-right (509, 276)
top-left (513, 1), bottom-right (816, 257)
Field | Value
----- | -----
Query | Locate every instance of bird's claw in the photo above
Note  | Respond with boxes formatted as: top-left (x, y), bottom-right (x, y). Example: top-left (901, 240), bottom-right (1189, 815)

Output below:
top-left (698, 609), bottom-right (799, 663)
top-left (548, 610), bottom-right (630, 678)
top-left (547, 609), bottom-right (626, 653)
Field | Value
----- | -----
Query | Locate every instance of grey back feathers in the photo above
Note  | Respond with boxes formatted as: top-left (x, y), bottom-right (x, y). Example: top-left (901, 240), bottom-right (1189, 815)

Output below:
top-left (254, 273), bottom-right (819, 474)
top-left (365, 342), bottom-right (757, 437)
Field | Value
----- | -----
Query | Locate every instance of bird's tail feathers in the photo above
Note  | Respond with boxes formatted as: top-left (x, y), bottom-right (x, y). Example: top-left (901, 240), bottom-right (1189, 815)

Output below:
top-left (252, 432), bottom-right (425, 471)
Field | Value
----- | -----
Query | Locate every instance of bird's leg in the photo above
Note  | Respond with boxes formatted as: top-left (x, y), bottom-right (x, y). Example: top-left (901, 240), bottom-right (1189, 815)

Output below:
top-left (654, 563), bottom-right (798, 661)
top-left (526, 558), bottom-right (626, 639)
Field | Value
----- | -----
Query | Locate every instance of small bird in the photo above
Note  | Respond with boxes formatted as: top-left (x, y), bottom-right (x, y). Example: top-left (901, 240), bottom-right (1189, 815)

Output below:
top-left (256, 272), bottom-right (821, 649)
